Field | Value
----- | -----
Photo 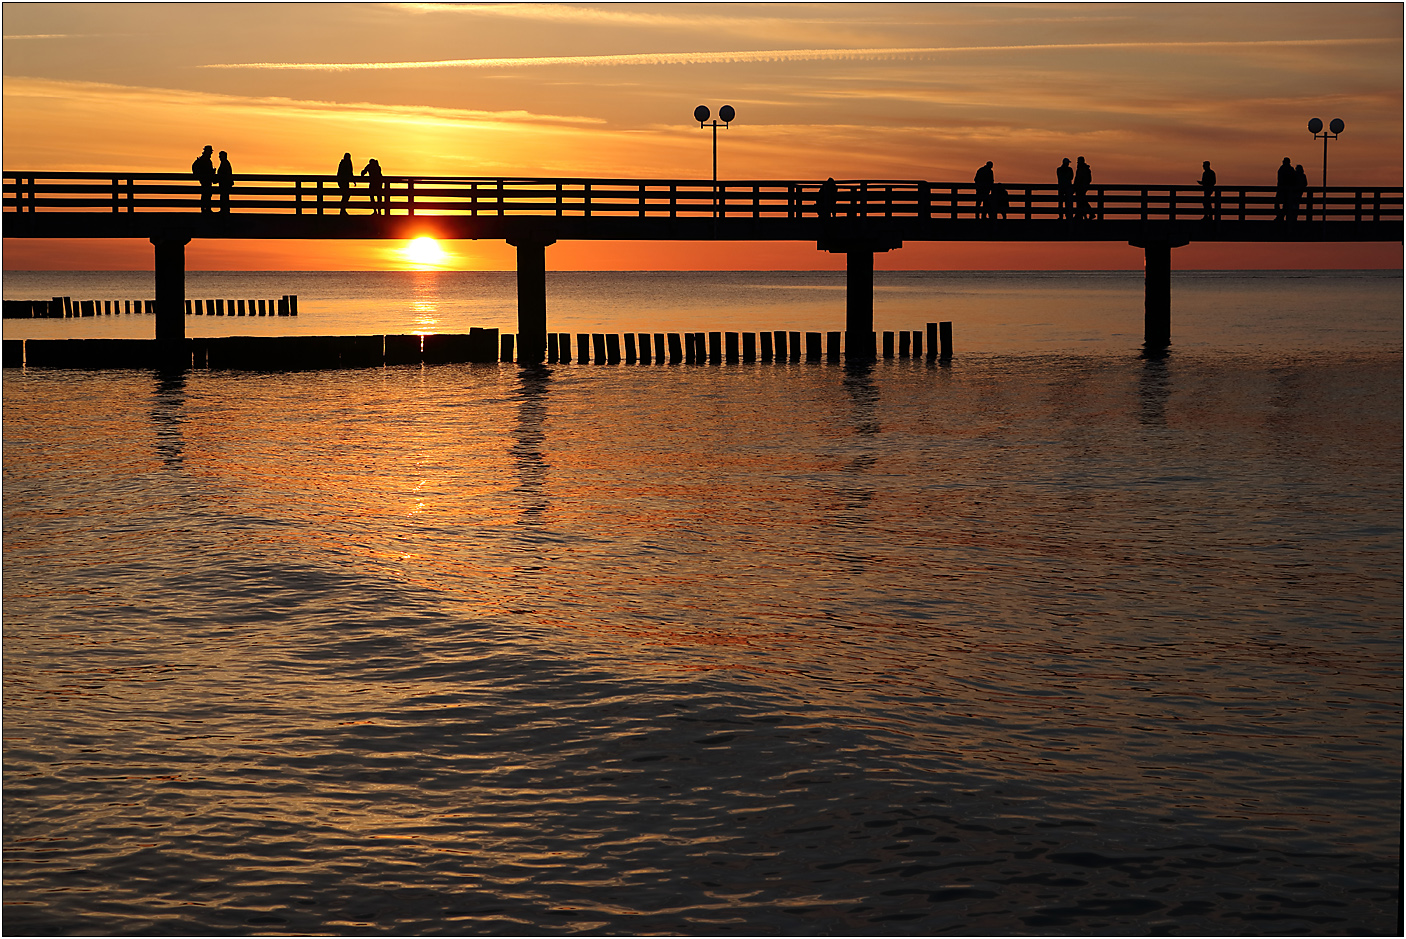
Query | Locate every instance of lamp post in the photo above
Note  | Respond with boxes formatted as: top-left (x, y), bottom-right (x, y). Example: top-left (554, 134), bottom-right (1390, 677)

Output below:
top-left (1308, 117), bottom-right (1344, 229)
top-left (694, 104), bottom-right (735, 182)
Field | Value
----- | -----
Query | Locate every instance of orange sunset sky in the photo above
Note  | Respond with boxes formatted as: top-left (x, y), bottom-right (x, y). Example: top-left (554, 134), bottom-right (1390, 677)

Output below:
top-left (3, 1), bottom-right (1402, 272)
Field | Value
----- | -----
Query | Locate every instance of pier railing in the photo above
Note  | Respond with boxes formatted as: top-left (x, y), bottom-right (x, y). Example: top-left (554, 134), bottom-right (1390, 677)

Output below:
top-left (5, 172), bottom-right (1402, 223)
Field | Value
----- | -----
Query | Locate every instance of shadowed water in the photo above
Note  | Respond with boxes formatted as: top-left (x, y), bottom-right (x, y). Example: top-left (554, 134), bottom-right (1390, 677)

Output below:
top-left (3, 348), bottom-right (1400, 934)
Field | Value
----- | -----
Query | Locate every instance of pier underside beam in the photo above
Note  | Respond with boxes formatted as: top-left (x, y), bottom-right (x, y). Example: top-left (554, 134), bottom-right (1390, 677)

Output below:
top-left (1130, 239), bottom-right (1189, 351)
top-left (509, 237), bottom-right (556, 364)
top-left (150, 235), bottom-right (191, 342)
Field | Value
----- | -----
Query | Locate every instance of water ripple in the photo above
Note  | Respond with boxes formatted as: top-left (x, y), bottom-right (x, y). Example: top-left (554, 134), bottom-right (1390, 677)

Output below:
top-left (4, 352), bottom-right (1400, 934)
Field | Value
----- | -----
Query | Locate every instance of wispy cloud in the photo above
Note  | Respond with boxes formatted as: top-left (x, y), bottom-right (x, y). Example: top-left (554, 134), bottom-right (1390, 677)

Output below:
top-left (390, 3), bottom-right (1135, 37)
top-left (201, 38), bottom-right (1395, 71)
top-left (393, 2), bottom-right (750, 30)
top-left (4, 76), bottom-right (605, 127)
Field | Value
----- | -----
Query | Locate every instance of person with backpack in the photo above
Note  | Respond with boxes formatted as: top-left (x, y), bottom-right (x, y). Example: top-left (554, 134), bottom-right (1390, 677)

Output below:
top-left (192, 145), bottom-right (215, 213)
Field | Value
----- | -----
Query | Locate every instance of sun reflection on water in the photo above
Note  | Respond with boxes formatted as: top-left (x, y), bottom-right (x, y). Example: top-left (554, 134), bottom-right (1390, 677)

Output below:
top-left (409, 270), bottom-right (442, 332)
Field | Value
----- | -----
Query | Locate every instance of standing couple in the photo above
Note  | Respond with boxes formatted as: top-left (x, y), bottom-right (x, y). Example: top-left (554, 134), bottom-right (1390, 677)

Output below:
top-left (191, 145), bottom-right (234, 213)
top-left (1274, 157), bottom-right (1311, 222)
top-left (337, 153), bottom-right (387, 215)
top-left (1055, 157), bottom-right (1094, 220)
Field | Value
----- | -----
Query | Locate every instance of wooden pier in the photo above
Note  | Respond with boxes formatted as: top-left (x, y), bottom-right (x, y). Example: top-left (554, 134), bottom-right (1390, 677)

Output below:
top-left (4, 171), bottom-right (1401, 365)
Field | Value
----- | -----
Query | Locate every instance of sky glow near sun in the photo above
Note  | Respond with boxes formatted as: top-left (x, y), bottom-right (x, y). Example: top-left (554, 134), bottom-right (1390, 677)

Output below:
top-left (1, 2), bottom-right (1401, 271)
top-left (401, 237), bottom-right (449, 268)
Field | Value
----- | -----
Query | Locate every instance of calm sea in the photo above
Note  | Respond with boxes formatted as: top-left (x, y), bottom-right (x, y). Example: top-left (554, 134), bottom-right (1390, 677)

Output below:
top-left (3, 269), bottom-right (1402, 354)
top-left (3, 270), bottom-right (1402, 935)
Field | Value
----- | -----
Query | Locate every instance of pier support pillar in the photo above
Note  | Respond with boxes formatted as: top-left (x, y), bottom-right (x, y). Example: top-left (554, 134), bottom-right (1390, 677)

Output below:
top-left (509, 237), bottom-right (555, 364)
top-left (1130, 239), bottom-right (1188, 351)
top-left (820, 236), bottom-right (901, 360)
top-left (846, 250), bottom-right (875, 358)
top-left (151, 235), bottom-right (190, 342)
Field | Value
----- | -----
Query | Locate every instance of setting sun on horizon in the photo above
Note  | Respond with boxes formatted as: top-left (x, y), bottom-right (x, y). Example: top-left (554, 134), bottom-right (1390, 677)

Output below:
top-left (2, 3), bottom-right (1402, 271)
top-left (399, 236), bottom-right (450, 269)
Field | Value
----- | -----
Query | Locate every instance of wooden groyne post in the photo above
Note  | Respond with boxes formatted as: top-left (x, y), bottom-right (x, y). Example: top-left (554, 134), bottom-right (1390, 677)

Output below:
top-left (926, 322), bottom-right (952, 361)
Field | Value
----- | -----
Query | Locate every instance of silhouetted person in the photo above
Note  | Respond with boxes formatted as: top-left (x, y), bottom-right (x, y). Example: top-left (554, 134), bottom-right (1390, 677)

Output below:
top-left (216, 150), bottom-right (233, 213)
top-left (1073, 156), bottom-right (1092, 220)
top-left (1198, 161), bottom-right (1216, 220)
top-left (361, 158), bottom-right (383, 215)
top-left (1056, 157), bottom-right (1074, 219)
top-left (988, 183), bottom-right (1010, 220)
top-left (817, 176), bottom-right (837, 220)
top-left (1293, 163), bottom-right (1309, 223)
top-left (192, 145), bottom-right (214, 213)
top-left (337, 153), bottom-right (354, 215)
top-left (974, 161), bottom-right (994, 219)
top-left (1274, 157), bottom-right (1295, 221)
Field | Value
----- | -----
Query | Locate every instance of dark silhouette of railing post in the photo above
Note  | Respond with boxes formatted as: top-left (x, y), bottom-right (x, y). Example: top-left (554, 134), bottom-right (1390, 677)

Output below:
top-left (1130, 239), bottom-right (1187, 350)
top-left (509, 236), bottom-right (554, 363)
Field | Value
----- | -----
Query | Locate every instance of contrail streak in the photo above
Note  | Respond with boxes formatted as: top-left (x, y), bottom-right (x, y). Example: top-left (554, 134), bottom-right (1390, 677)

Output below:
top-left (200, 38), bottom-right (1393, 71)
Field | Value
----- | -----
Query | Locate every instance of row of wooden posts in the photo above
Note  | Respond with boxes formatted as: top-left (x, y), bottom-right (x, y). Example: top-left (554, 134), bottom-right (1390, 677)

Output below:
top-left (3, 323), bottom-right (955, 369)
top-left (545, 323), bottom-right (954, 363)
top-left (1, 295), bottom-right (299, 319)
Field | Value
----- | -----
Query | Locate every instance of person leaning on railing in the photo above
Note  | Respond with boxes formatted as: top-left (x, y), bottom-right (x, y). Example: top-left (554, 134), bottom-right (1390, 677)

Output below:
top-left (361, 158), bottom-right (384, 216)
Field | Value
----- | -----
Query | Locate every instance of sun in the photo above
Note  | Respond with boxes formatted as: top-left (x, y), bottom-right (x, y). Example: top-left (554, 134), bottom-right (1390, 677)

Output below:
top-left (401, 236), bottom-right (449, 268)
